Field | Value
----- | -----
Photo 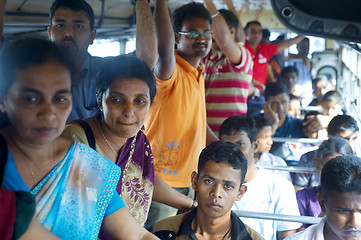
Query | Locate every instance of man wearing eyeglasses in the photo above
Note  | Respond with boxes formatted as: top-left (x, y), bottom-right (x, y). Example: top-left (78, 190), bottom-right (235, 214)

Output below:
top-left (144, 0), bottom-right (219, 231)
top-left (202, 0), bottom-right (253, 136)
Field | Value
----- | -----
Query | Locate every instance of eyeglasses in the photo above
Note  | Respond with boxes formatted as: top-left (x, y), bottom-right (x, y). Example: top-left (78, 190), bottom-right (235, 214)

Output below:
top-left (178, 31), bottom-right (212, 39)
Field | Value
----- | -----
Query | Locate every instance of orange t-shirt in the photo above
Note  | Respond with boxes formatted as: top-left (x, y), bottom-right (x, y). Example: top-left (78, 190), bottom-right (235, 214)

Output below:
top-left (145, 53), bottom-right (207, 188)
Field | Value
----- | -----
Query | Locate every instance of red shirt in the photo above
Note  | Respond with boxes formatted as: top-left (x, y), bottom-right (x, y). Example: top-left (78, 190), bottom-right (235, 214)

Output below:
top-left (245, 41), bottom-right (278, 90)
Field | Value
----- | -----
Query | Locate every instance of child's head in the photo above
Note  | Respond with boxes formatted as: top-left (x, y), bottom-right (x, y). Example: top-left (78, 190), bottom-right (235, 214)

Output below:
top-left (253, 116), bottom-right (273, 153)
top-left (219, 115), bottom-right (257, 165)
top-left (321, 90), bottom-right (343, 118)
top-left (289, 94), bottom-right (301, 119)
top-left (314, 137), bottom-right (353, 171)
top-left (327, 115), bottom-right (359, 151)
top-left (312, 74), bottom-right (334, 103)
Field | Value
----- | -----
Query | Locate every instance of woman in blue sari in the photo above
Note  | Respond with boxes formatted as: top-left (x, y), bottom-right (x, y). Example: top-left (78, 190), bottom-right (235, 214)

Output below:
top-left (0, 38), bottom-right (158, 240)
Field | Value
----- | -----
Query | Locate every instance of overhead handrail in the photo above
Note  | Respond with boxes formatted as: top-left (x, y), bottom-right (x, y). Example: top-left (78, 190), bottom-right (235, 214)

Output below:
top-left (257, 165), bottom-right (318, 173)
top-left (234, 210), bottom-right (322, 225)
top-left (272, 137), bottom-right (323, 144)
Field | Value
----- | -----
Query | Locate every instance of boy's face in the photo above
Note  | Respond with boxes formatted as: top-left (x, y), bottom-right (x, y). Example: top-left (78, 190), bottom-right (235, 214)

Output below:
top-left (192, 160), bottom-right (246, 219)
top-left (220, 131), bottom-right (257, 166)
top-left (314, 80), bottom-right (334, 102)
top-left (289, 99), bottom-right (301, 119)
top-left (322, 101), bottom-right (343, 118)
top-left (257, 126), bottom-right (273, 153)
top-left (281, 71), bottom-right (299, 91)
top-left (318, 191), bottom-right (361, 240)
top-left (175, 17), bottom-right (212, 61)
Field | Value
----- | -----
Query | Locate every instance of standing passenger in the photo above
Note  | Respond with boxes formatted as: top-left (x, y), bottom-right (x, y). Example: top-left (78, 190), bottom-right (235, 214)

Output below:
top-left (202, 0), bottom-right (253, 135)
top-left (144, 1), bottom-right (218, 230)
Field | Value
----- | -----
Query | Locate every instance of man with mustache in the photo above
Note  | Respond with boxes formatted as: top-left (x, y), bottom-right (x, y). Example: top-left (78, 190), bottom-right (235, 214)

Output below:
top-left (144, 0), bottom-right (218, 230)
top-left (47, 0), bottom-right (156, 121)
top-left (285, 155), bottom-right (361, 240)
top-left (202, 0), bottom-right (253, 136)
top-left (153, 141), bottom-right (264, 240)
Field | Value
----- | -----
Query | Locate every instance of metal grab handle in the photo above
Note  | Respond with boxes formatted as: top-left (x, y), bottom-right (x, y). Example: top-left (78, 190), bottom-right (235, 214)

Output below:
top-left (234, 210), bottom-right (322, 225)
top-left (272, 137), bottom-right (323, 144)
top-left (256, 165), bottom-right (318, 173)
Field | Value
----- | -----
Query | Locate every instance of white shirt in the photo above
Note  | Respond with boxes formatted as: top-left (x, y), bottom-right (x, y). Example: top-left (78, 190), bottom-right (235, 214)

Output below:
top-left (232, 167), bottom-right (302, 240)
top-left (256, 152), bottom-right (292, 182)
top-left (284, 217), bottom-right (326, 240)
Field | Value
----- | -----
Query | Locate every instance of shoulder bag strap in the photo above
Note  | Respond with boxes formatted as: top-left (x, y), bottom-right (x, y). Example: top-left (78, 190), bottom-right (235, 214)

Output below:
top-left (74, 119), bottom-right (96, 150)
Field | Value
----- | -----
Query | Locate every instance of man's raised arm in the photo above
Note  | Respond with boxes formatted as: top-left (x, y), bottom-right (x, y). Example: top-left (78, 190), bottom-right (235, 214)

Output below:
top-left (277, 35), bottom-right (305, 54)
top-left (135, 0), bottom-right (157, 70)
top-left (154, 0), bottom-right (175, 80)
top-left (204, 0), bottom-right (242, 64)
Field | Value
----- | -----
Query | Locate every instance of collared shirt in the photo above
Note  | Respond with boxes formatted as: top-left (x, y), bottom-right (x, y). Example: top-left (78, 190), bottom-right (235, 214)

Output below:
top-left (284, 218), bottom-right (326, 240)
top-left (67, 53), bottom-right (105, 122)
top-left (153, 208), bottom-right (264, 240)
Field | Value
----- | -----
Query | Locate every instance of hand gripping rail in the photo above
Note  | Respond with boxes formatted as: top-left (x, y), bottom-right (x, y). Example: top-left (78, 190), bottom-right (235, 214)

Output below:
top-left (234, 211), bottom-right (322, 225)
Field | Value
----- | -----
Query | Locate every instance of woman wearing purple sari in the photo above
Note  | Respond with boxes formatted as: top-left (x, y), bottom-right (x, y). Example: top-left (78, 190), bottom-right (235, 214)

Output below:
top-left (62, 55), bottom-right (195, 238)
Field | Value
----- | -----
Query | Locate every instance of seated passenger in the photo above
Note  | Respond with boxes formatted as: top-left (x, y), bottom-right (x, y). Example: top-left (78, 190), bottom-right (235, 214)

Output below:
top-left (0, 38), bottom-right (157, 240)
top-left (253, 116), bottom-right (292, 182)
top-left (280, 66), bottom-right (299, 96)
top-left (308, 74), bottom-right (334, 107)
top-left (294, 114), bottom-right (360, 191)
top-left (220, 115), bottom-right (301, 240)
top-left (289, 95), bottom-right (302, 119)
top-left (285, 155), bottom-right (361, 240)
top-left (321, 90), bottom-right (343, 118)
top-left (263, 82), bottom-right (307, 160)
top-left (153, 141), bottom-right (264, 239)
top-left (296, 137), bottom-right (354, 229)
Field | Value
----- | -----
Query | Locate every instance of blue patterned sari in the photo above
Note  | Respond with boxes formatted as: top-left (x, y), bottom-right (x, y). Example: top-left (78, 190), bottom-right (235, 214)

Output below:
top-left (3, 142), bottom-right (122, 240)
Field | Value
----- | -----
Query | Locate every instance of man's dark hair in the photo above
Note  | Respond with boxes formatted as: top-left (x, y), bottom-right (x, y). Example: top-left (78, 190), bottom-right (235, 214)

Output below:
top-left (264, 81), bottom-right (289, 101)
top-left (253, 116), bottom-right (272, 133)
top-left (244, 20), bottom-right (262, 31)
top-left (281, 66), bottom-right (299, 78)
top-left (321, 155), bottom-right (361, 199)
top-left (327, 115), bottom-right (359, 136)
top-left (0, 38), bottom-right (73, 98)
top-left (50, 0), bottom-right (95, 30)
top-left (95, 55), bottom-right (156, 105)
top-left (219, 115), bottom-right (257, 144)
top-left (314, 137), bottom-right (354, 170)
top-left (172, 2), bottom-right (212, 33)
top-left (198, 141), bottom-right (248, 184)
top-left (322, 90), bottom-right (342, 103)
top-left (312, 74), bottom-right (332, 86)
top-left (219, 9), bottom-right (239, 32)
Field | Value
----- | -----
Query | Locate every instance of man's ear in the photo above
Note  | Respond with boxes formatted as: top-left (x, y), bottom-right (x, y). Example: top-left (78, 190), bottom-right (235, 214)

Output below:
top-left (90, 29), bottom-right (97, 45)
top-left (317, 192), bottom-right (326, 213)
top-left (236, 184), bottom-right (247, 201)
top-left (229, 27), bottom-right (236, 38)
top-left (253, 140), bottom-right (259, 154)
top-left (47, 26), bottom-right (52, 40)
top-left (174, 32), bottom-right (180, 45)
top-left (96, 94), bottom-right (102, 112)
top-left (191, 171), bottom-right (198, 192)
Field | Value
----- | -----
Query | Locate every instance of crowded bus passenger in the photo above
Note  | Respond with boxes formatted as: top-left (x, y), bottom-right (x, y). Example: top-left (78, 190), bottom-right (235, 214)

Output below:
top-left (62, 55), bottom-right (195, 239)
top-left (308, 74), bottom-right (334, 107)
top-left (294, 114), bottom-right (360, 191)
top-left (202, 0), bottom-right (253, 136)
top-left (220, 115), bottom-right (301, 240)
top-left (289, 95), bottom-right (302, 119)
top-left (153, 141), bottom-right (264, 240)
top-left (280, 66), bottom-right (299, 97)
top-left (144, 0), bottom-right (218, 231)
top-left (321, 90), bottom-right (344, 118)
top-left (0, 38), bottom-right (157, 239)
top-left (296, 137), bottom-right (354, 229)
top-left (252, 116), bottom-right (292, 182)
top-left (285, 155), bottom-right (361, 240)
